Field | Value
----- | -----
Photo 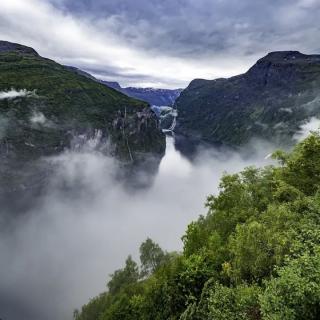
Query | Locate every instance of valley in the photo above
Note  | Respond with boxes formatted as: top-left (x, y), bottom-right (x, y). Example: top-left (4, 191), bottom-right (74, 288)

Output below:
top-left (1, 36), bottom-right (320, 320)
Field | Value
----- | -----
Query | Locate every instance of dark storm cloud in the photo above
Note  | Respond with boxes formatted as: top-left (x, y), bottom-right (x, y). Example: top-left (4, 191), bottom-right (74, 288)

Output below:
top-left (51, 0), bottom-right (320, 58)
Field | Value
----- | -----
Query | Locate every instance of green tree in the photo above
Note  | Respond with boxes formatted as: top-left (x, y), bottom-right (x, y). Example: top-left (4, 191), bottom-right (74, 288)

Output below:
top-left (260, 247), bottom-right (320, 320)
top-left (107, 256), bottom-right (139, 295)
top-left (73, 309), bottom-right (80, 319)
top-left (275, 133), bottom-right (320, 195)
top-left (139, 238), bottom-right (166, 277)
top-left (207, 282), bottom-right (261, 320)
top-left (228, 204), bottom-right (297, 283)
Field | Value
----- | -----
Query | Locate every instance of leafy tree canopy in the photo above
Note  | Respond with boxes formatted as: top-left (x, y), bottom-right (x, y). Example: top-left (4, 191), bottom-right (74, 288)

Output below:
top-left (76, 133), bottom-right (320, 320)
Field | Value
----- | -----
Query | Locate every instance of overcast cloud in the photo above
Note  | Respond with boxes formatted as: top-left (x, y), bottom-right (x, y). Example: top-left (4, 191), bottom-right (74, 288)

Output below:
top-left (0, 0), bottom-right (320, 87)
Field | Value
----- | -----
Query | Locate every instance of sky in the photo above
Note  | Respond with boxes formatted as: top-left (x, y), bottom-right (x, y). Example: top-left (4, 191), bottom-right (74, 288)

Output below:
top-left (0, 0), bottom-right (320, 88)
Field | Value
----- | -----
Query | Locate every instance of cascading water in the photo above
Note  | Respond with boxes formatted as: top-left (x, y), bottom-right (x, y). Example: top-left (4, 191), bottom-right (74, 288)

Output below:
top-left (162, 109), bottom-right (177, 132)
top-left (151, 105), bottom-right (178, 133)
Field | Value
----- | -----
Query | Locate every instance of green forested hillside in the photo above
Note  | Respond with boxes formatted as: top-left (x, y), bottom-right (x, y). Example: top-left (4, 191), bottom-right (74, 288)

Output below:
top-left (0, 41), bottom-right (165, 204)
top-left (0, 42), bottom-right (165, 161)
top-left (175, 51), bottom-right (320, 146)
top-left (76, 133), bottom-right (320, 320)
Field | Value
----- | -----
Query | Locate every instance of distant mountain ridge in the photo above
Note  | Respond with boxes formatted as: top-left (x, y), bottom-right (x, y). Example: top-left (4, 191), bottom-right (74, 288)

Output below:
top-left (175, 51), bottom-right (320, 146)
top-left (103, 81), bottom-right (183, 106)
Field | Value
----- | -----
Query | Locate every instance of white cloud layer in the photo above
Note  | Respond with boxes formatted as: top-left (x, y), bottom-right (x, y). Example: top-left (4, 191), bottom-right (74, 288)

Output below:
top-left (0, 89), bottom-right (35, 100)
top-left (293, 117), bottom-right (320, 141)
top-left (30, 111), bottom-right (47, 125)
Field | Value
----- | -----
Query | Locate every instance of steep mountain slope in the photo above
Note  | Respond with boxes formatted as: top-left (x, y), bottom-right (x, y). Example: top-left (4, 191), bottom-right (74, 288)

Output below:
top-left (0, 41), bottom-right (165, 205)
top-left (175, 51), bottom-right (320, 146)
top-left (103, 81), bottom-right (183, 106)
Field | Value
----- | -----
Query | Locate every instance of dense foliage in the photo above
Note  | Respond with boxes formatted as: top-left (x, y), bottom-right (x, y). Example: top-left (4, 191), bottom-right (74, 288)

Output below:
top-left (76, 133), bottom-right (320, 320)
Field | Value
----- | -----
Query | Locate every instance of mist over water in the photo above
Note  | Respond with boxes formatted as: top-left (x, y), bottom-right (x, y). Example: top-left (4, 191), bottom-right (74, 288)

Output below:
top-left (0, 135), bottom-right (275, 320)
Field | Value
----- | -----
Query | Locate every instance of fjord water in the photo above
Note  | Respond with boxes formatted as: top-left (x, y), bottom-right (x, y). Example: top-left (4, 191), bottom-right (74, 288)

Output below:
top-left (0, 134), bottom-right (273, 320)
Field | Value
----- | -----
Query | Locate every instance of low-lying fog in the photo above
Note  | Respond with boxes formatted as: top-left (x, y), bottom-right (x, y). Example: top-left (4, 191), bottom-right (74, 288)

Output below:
top-left (0, 132), bottom-right (303, 320)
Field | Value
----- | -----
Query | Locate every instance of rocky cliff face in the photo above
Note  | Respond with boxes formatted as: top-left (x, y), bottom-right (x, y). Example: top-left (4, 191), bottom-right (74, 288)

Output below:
top-left (175, 51), bottom-right (320, 146)
top-left (0, 41), bottom-right (165, 208)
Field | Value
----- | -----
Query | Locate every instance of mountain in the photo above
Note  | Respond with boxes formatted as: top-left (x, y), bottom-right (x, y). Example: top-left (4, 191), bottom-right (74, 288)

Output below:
top-left (103, 81), bottom-right (123, 92)
top-left (0, 41), bottom-right (165, 208)
top-left (103, 81), bottom-right (183, 106)
top-left (175, 51), bottom-right (320, 146)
